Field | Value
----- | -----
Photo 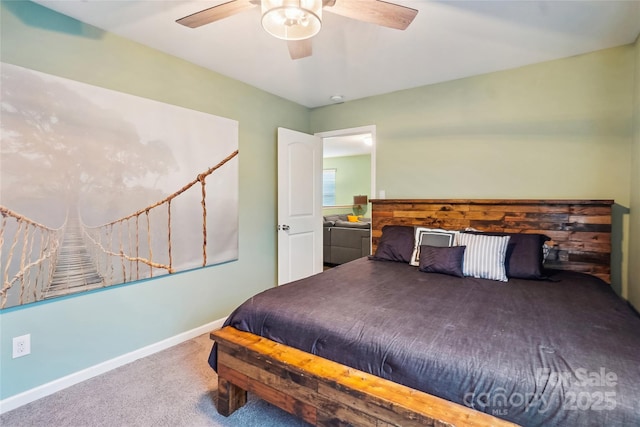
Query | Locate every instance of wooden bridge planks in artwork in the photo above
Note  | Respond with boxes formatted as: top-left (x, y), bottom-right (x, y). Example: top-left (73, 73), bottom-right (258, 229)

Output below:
top-left (44, 214), bottom-right (105, 299)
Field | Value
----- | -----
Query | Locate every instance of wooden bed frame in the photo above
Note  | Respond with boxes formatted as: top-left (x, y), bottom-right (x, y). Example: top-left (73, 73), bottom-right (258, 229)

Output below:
top-left (211, 199), bottom-right (614, 426)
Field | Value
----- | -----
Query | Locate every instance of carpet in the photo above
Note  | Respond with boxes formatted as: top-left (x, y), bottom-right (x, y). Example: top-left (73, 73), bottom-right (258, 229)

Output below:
top-left (1, 334), bottom-right (310, 426)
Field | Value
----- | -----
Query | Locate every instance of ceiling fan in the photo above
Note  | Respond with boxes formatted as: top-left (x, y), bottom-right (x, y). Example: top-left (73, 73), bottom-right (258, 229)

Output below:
top-left (176, 0), bottom-right (418, 60)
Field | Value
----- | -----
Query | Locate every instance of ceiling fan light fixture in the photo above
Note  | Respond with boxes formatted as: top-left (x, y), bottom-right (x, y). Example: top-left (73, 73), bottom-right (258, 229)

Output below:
top-left (261, 0), bottom-right (322, 41)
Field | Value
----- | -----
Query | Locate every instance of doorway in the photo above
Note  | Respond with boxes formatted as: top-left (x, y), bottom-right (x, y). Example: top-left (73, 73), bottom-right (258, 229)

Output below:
top-left (315, 126), bottom-right (376, 267)
top-left (275, 126), bottom-right (376, 283)
top-left (316, 125), bottom-right (376, 217)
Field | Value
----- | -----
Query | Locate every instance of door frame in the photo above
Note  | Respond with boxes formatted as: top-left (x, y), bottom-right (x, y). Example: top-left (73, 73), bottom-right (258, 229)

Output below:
top-left (315, 125), bottom-right (377, 259)
top-left (315, 124), bottom-right (377, 207)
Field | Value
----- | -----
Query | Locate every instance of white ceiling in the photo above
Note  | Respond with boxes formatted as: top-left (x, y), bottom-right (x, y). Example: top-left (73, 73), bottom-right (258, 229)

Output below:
top-left (33, 1), bottom-right (640, 109)
top-left (323, 133), bottom-right (372, 158)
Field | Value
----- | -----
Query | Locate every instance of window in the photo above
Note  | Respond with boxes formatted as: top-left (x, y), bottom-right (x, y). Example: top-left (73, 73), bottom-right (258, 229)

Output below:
top-left (323, 169), bottom-right (336, 206)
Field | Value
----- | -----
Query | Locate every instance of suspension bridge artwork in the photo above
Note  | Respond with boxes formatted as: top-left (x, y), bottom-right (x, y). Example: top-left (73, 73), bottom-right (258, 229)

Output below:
top-left (0, 63), bottom-right (239, 309)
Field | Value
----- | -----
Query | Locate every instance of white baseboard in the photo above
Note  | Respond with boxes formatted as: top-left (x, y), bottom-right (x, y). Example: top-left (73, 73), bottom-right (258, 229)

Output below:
top-left (0, 317), bottom-right (227, 414)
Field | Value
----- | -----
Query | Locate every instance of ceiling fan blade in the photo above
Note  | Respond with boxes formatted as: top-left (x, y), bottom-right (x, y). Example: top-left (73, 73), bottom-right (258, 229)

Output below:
top-left (176, 0), bottom-right (257, 28)
top-left (288, 39), bottom-right (313, 60)
top-left (326, 0), bottom-right (418, 30)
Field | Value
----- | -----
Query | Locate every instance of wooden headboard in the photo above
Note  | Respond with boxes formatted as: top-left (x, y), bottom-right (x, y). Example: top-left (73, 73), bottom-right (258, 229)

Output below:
top-left (371, 199), bottom-right (614, 283)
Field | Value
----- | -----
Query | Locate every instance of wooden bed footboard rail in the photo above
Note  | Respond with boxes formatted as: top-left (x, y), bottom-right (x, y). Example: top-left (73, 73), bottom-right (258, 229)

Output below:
top-left (211, 326), bottom-right (519, 427)
top-left (370, 199), bottom-right (614, 283)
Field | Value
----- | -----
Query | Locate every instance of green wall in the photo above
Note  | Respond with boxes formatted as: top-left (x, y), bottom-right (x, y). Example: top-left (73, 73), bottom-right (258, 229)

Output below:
top-left (323, 154), bottom-right (371, 216)
top-left (1, 0), bottom-right (638, 405)
top-left (629, 34), bottom-right (640, 310)
top-left (311, 45), bottom-right (636, 299)
top-left (0, 0), bottom-right (309, 400)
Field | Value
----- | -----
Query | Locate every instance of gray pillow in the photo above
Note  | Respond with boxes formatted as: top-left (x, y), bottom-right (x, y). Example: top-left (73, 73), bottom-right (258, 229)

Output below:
top-left (410, 227), bottom-right (459, 266)
top-left (418, 245), bottom-right (466, 277)
top-left (324, 214), bottom-right (350, 222)
top-left (371, 225), bottom-right (415, 263)
top-left (334, 220), bottom-right (371, 229)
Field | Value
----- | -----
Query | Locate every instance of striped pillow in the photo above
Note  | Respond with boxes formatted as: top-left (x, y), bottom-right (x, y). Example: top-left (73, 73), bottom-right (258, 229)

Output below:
top-left (457, 233), bottom-right (511, 282)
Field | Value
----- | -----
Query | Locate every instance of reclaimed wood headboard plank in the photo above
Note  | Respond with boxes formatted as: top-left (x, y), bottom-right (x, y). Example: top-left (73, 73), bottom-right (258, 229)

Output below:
top-left (370, 199), bottom-right (614, 283)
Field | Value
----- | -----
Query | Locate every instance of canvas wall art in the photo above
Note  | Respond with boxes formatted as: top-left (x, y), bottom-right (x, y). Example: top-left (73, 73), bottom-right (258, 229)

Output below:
top-left (0, 62), bottom-right (239, 309)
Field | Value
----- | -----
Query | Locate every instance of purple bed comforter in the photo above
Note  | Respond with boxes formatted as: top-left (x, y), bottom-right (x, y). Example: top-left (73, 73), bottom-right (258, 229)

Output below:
top-left (209, 257), bottom-right (640, 426)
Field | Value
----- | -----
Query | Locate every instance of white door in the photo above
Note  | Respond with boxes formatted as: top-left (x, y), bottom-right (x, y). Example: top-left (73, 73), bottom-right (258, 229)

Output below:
top-left (277, 127), bottom-right (323, 285)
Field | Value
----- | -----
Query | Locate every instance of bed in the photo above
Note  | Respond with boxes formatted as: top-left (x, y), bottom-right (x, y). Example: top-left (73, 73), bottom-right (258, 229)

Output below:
top-left (208, 199), bottom-right (640, 426)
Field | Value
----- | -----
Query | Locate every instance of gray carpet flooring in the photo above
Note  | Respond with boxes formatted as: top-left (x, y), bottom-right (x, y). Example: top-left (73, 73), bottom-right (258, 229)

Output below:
top-left (1, 333), bottom-right (310, 426)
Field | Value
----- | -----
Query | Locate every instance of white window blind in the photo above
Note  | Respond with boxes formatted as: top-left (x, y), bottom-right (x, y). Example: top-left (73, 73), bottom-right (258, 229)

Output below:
top-left (323, 169), bottom-right (336, 206)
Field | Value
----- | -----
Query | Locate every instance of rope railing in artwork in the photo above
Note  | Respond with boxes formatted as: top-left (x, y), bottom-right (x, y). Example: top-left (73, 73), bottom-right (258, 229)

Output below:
top-left (81, 149), bottom-right (238, 284)
top-left (0, 149), bottom-right (238, 308)
top-left (0, 206), bottom-right (63, 308)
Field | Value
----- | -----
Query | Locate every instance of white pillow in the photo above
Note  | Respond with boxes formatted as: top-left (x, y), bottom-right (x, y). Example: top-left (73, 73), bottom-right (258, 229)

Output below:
top-left (457, 233), bottom-right (511, 282)
top-left (410, 227), bottom-right (459, 266)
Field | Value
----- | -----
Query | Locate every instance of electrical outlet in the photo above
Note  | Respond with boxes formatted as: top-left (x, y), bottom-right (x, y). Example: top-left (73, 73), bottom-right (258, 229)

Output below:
top-left (12, 334), bottom-right (31, 358)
